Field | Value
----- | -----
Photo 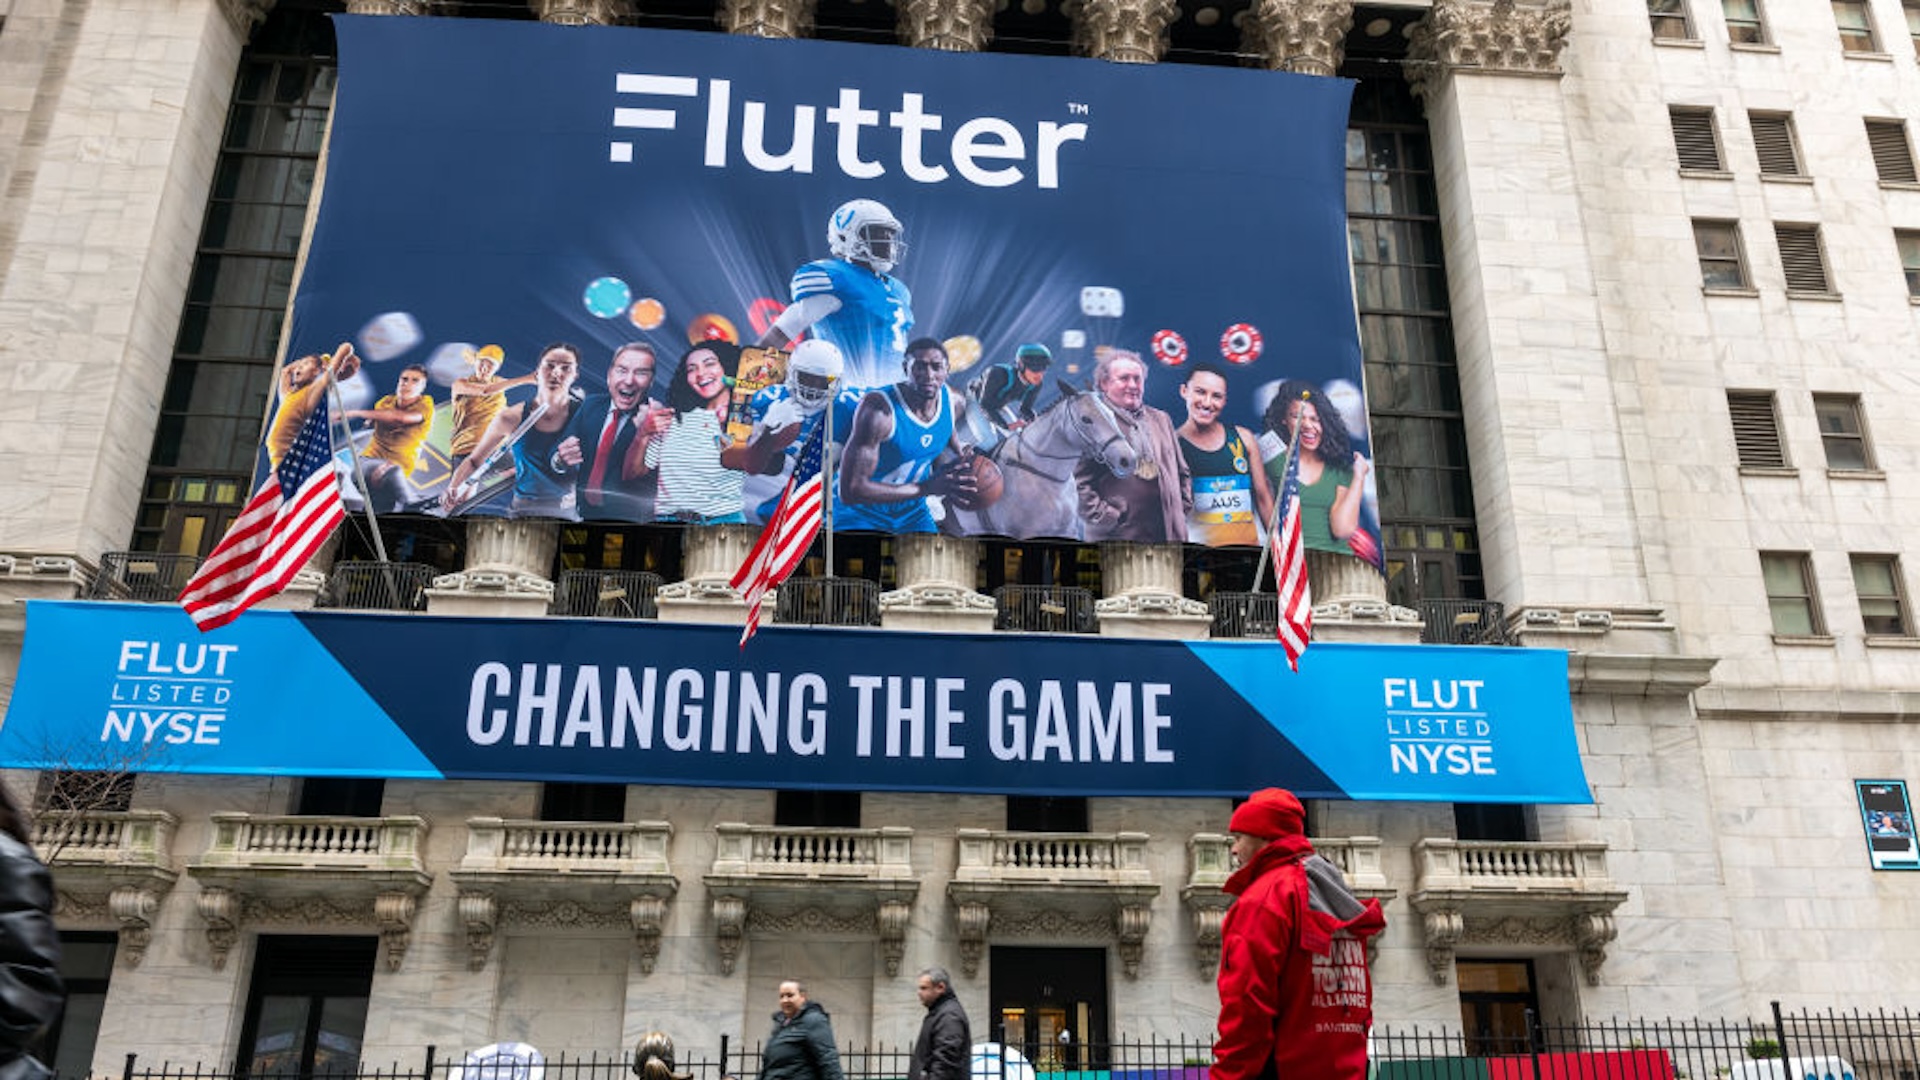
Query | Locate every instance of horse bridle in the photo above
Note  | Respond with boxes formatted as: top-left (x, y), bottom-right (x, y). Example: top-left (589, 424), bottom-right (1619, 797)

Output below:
top-left (997, 394), bottom-right (1135, 486)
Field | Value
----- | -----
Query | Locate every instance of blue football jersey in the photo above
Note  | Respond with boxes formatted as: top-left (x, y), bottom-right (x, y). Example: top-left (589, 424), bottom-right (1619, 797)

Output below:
top-left (790, 258), bottom-right (913, 387)
top-left (744, 384), bottom-right (863, 523)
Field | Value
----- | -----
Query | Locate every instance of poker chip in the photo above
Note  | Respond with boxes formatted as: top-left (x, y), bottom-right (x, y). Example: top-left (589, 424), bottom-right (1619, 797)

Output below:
top-left (746, 297), bottom-right (785, 339)
top-left (687, 312), bottom-right (740, 345)
top-left (1151, 330), bottom-right (1188, 366)
top-left (1220, 323), bottom-right (1263, 365)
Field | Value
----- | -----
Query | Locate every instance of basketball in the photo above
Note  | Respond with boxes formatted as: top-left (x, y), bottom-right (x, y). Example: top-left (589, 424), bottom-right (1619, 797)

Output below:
top-left (950, 453), bottom-right (1004, 511)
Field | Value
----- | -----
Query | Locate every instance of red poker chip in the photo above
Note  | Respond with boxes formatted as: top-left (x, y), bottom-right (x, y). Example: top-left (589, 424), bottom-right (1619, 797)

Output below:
top-left (746, 297), bottom-right (786, 340)
top-left (1220, 323), bottom-right (1263, 365)
top-left (1151, 329), bottom-right (1188, 366)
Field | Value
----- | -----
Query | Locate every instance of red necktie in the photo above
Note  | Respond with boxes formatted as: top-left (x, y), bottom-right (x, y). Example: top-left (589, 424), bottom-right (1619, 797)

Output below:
top-left (586, 413), bottom-right (626, 506)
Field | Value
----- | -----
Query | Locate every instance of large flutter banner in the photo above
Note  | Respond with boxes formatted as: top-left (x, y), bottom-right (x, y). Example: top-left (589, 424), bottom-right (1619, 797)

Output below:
top-left (277, 16), bottom-right (1383, 560)
top-left (0, 602), bottom-right (1590, 803)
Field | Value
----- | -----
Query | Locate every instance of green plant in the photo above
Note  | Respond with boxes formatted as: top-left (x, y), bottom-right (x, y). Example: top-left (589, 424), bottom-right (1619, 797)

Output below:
top-left (1747, 1038), bottom-right (1782, 1060)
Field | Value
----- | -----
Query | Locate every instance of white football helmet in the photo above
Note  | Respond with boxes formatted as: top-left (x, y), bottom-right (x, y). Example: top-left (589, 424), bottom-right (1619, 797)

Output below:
top-left (827, 199), bottom-right (905, 274)
top-left (787, 338), bottom-right (844, 412)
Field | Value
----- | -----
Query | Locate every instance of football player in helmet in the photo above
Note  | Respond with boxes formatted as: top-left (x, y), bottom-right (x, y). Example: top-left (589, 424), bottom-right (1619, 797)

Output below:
top-left (725, 338), bottom-right (860, 524)
top-left (758, 199), bottom-right (913, 388)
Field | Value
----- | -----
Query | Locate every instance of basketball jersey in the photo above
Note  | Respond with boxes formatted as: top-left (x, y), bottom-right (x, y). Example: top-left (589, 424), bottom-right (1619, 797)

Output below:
top-left (833, 383), bottom-right (952, 533)
top-left (790, 258), bottom-right (912, 386)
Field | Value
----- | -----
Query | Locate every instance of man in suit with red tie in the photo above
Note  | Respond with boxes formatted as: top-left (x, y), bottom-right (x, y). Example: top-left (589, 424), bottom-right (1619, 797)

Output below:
top-left (554, 342), bottom-right (673, 522)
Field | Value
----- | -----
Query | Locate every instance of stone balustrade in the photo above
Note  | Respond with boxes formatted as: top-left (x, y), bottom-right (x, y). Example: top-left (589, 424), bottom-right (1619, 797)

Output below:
top-left (1409, 837), bottom-right (1628, 987)
top-left (196, 812), bottom-right (428, 871)
top-left (954, 828), bottom-right (1154, 884)
top-left (458, 817), bottom-right (672, 875)
top-left (1413, 838), bottom-right (1615, 893)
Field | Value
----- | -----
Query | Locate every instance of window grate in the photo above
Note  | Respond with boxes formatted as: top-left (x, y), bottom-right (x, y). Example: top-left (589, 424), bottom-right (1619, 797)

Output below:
top-left (1750, 113), bottom-right (1802, 176)
top-left (1866, 119), bottom-right (1918, 182)
top-left (1775, 223), bottom-right (1831, 293)
top-left (1670, 109), bottom-right (1722, 171)
top-left (1727, 390), bottom-right (1787, 468)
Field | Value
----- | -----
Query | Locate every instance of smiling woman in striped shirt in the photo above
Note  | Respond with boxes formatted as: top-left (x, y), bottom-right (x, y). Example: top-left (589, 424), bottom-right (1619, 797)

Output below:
top-left (645, 340), bottom-right (747, 524)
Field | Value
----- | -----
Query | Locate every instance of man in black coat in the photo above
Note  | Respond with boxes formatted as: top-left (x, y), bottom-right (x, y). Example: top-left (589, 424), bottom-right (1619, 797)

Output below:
top-left (757, 980), bottom-right (844, 1080)
top-left (909, 966), bottom-right (970, 1080)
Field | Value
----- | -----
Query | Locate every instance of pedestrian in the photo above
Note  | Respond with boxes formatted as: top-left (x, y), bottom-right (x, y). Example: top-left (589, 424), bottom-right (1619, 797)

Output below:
top-left (632, 1031), bottom-right (692, 1080)
top-left (1212, 788), bottom-right (1386, 1080)
top-left (757, 980), bottom-right (845, 1080)
top-left (910, 966), bottom-right (971, 1080)
top-left (0, 783), bottom-right (62, 1080)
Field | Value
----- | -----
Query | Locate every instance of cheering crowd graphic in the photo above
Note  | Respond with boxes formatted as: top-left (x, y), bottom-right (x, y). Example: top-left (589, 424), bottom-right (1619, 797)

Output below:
top-left (282, 193), bottom-right (1382, 563)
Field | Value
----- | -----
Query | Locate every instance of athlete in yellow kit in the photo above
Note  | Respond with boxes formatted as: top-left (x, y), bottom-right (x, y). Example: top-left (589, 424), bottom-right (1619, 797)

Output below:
top-left (346, 364), bottom-right (436, 512)
top-left (447, 344), bottom-right (538, 473)
top-left (266, 341), bottom-right (359, 468)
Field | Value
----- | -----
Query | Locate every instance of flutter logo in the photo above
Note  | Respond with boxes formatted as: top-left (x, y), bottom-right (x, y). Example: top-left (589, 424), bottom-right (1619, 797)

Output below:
top-left (102, 640), bottom-right (237, 746)
top-left (609, 74), bottom-right (1091, 190)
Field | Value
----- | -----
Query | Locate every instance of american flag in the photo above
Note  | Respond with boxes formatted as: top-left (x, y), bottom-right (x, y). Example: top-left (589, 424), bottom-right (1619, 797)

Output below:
top-left (179, 396), bottom-right (346, 632)
top-left (1273, 448), bottom-right (1313, 671)
top-left (731, 417), bottom-right (828, 647)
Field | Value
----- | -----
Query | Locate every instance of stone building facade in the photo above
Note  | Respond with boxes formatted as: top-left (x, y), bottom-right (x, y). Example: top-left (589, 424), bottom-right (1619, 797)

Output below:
top-left (0, 0), bottom-right (1917, 1074)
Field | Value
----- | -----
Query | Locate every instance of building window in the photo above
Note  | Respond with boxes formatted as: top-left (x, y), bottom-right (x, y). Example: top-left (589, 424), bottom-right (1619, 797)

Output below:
top-left (1694, 220), bottom-right (1749, 289)
top-left (1749, 112), bottom-right (1803, 177)
top-left (1898, 231), bottom-right (1920, 296)
top-left (1762, 551), bottom-right (1824, 636)
top-left (1723, 0), bottom-right (1769, 42)
top-left (293, 778), bottom-right (384, 817)
top-left (1670, 108), bottom-right (1724, 171)
top-left (1007, 796), bottom-right (1090, 833)
top-left (1813, 394), bottom-right (1874, 470)
top-left (539, 783), bottom-right (627, 823)
top-left (1775, 224), bottom-right (1833, 294)
top-left (236, 936), bottom-right (376, 1080)
top-left (1455, 803), bottom-right (1532, 841)
top-left (1866, 119), bottom-right (1919, 183)
top-left (1727, 390), bottom-right (1788, 468)
top-left (774, 791), bottom-right (860, 827)
top-left (1852, 555), bottom-right (1911, 636)
top-left (1458, 960), bottom-right (1540, 1056)
top-left (1905, 0), bottom-right (1920, 54)
top-left (46, 932), bottom-right (117, 1080)
top-left (1835, 0), bottom-right (1880, 50)
top-left (1650, 0), bottom-right (1696, 38)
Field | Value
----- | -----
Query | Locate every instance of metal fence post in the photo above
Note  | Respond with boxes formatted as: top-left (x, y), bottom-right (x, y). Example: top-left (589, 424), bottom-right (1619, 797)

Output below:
top-left (122, 1052), bottom-right (137, 1080)
top-left (422, 1044), bottom-right (437, 1080)
top-left (1772, 1000), bottom-right (1791, 1067)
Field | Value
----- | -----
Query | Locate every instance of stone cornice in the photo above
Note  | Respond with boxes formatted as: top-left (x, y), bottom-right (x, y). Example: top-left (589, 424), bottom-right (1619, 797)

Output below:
top-left (1567, 653), bottom-right (1718, 697)
top-left (1406, 0), bottom-right (1572, 99)
top-left (1692, 686), bottom-right (1920, 723)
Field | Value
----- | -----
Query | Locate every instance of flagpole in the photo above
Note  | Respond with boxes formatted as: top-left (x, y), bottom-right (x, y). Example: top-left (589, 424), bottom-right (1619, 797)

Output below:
top-left (821, 376), bottom-right (836, 576)
top-left (1251, 391), bottom-right (1308, 594)
top-left (326, 371), bottom-right (392, 566)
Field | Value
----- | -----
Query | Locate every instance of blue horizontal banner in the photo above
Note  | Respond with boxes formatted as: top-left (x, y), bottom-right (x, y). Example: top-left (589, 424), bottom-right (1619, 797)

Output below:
top-left (0, 602), bottom-right (1590, 803)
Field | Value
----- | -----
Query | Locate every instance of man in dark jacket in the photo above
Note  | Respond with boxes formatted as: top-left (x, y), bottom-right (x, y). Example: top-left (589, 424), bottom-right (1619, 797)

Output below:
top-left (758, 980), bottom-right (844, 1080)
top-left (1213, 788), bottom-right (1385, 1080)
top-left (909, 966), bottom-right (970, 1080)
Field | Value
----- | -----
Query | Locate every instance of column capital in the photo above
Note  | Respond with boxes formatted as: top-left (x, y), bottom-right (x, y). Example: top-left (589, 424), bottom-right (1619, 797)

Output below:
top-left (898, 0), bottom-right (997, 51)
top-left (1242, 0), bottom-right (1355, 75)
top-left (220, 0), bottom-right (275, 35)
top-left (1069, 0), bottom-right (1179, 63)
top-left (1406, 0), bottom-right (1573, 99)
top-left (719, 0), bottom-right (817, 38)
top-left (342, 0), bottom-right (438, 13)
top-left (531, 0), bottom-right (637, 23)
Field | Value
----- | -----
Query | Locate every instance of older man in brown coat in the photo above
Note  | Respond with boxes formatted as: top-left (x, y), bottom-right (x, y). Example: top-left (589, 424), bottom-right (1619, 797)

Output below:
top-left (1074, 349), bottom-right (1192, 542)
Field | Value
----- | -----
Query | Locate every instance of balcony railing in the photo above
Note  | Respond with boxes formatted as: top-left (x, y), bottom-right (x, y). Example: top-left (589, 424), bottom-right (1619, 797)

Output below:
top-left (87, 552), bottom-right (202, 603)
top-left (994, 584), bottom-right (1097, 633)
top-left (1414, 838), bottom-right (1615, 893)
top-left (953, 829), bottom-right (1153, 885)
top-left (458, 818), bottom-right (673, 875)
top-left (552, 569), bottom-right (662, 619)
top-left (195, 812), bottom-right (429, 873)
top-left (320, 561), bottom-right (437, 612)
top-left (32, 810), bottom-right (177, 870)
top-left (1208, 591), bottom-right (1277, 638)
top-left (1420, 599), bottom-right (1512, 645)
top-left (774, 576), bottom-right (881, 627)
top-left (710, 824), bottom-right (914, 880)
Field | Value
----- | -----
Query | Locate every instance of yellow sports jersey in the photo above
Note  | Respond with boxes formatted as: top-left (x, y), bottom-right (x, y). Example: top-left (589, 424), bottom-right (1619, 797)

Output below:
top-left (362, 394), bottom-right (435, 474)
top-left (265, 380), bottom-right (329, 468)
top-left (449, 380), bottom-right (508, 457)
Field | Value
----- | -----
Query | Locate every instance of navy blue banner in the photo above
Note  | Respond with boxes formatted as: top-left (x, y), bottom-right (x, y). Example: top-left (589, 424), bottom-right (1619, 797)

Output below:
top-left (273, 17), bottom-right (1384, 563)
top-left (0, 602), bottom-right (1590, 803)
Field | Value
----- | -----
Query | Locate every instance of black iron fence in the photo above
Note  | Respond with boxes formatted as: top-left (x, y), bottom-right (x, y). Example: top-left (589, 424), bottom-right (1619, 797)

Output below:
top-left (775, 576), bottom-right (882, 627)
top-left (994, 584), bottom-right (1097, 633)
top-left (1418, 599), bottom-right (1511, 646)
top-left (87, 552), bottom-right (202, 603)
top-left (1207, 591), bottom-right (1277, 639)
top-left (319, 561), bottom-right (437, 612)
top-left (106, 1007), bottom-right (1920, 1080)
top-left (552, 569), bottom-right (662, 619)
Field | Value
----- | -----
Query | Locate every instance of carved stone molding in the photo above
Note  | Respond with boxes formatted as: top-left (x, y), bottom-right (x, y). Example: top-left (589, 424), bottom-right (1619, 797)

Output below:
top-left (343, 0), bottom-right (434, 13)
top-left (374, 891), bottom-right (418, 971)
top-left (1406, 0), bottom-right (1573, 100)
top-left (713, 895), bottom-right (748, 975)
top-left (198, 887), bottom-right (240, 971)
top-left (108, 886), bottom-right (163, 968)
top-left (1069, 0), bottom-right (1179, 63)
top-left (1186, 901), bottom-right (1227, 978)
top-left (1420, 907), bottom-right (1464, 985)
top-left (532, 0), bottom-right (636, 23)
top-left (220, 0), bottom-right (276, 35)
top-left (459, 892), bottom-right (497, 972)
top-left (878, 900), bottom-right (912, 977)
top-left (746, 907), bottom-right (874, 935)
top-left (1574, 913), bottom-right (1616, 986)
top-left (632, 895), bottom-right (669, 974)
top-left (1113, 904), bottom-right (1152, 979)
top-left (898, 0), bottom-right (996, 51)
top-left (719, 0), bottom-right (816, 38)
top-left (955, 902), bottom-right (991, 978)
top-left (52, 892), bottom-right (110, 924)
top-left (1096, 542), bottom-right (1208, 621)
top-left (499, 899), bottom-right (633, 929)
top-left (1243, 0), bottom-right (1355, 75)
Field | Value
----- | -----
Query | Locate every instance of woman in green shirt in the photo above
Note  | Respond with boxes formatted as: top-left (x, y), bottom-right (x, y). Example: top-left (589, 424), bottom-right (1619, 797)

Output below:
top-left (1261, 380), bottom-right (1373, 555)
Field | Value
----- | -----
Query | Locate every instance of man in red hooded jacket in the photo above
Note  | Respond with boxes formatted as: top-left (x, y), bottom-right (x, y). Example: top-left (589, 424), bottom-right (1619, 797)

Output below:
top-left (1213, 788), bottom-right (1386, 1080)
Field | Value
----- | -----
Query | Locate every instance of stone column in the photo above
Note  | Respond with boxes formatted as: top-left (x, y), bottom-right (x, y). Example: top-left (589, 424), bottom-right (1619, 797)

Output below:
top-left (1070, 0), bottom-right (1179, 62)
top-left (1405, 0), bottom-right (1649, 613)
top-left (719, 0), bottom-right (815, 38)
top-left (657, 524), bottom-right (760, 623)
top-left (343, 0), bottom-right (436, 13)
top-left (881, 534), bottom-right (997, 632)
top-left (898, 0), bottom-right (996, 50)
top-left (530, 0), bottom-right (635, 23)
top-left (1095, 542), bottom-right (1208, 639)
top-left (426, 519), bottom-right (559, 617)
top-left (1241, 0), bottom-right (1354, 74)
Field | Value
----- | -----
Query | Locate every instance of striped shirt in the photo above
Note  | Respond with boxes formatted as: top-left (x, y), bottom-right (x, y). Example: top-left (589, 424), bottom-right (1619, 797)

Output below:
top-left (646, 407), bottom-right (744, 521)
